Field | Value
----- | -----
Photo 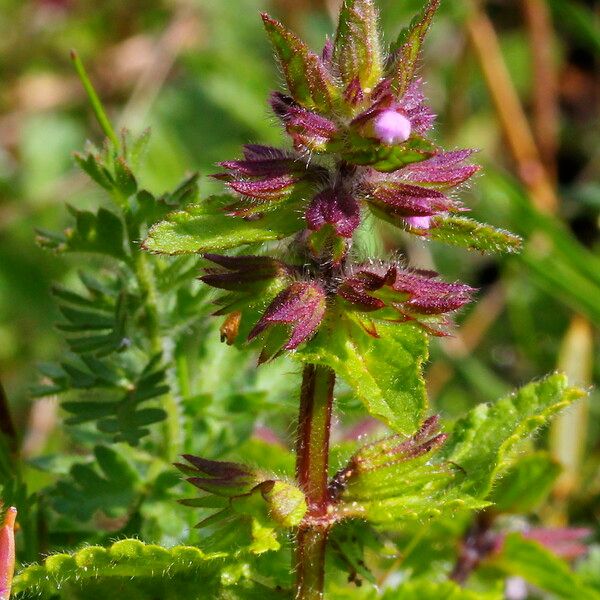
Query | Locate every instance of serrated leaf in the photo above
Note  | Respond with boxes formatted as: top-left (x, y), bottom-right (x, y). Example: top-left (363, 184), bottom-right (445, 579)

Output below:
top-left (440, 373), bottom-right (585, 498)
top-left (51, 354), bottom-right (169, 445)
top-left (262, 14), bottom-right (338, 112)
top-left (490, 452), bottom-right (561, 513)
top-left (74, 152), bottom-right (114, 191)
top-left (114, 156), bottom-right (138, 198)
top-left (339, 446), bottom-right (489, 526)
top-left (333, 0), bottom-right (383, 91)
top-left (143, 195), bottom-right (305, 255)
top-left (295, 311), bottom-right (428, 434)
top-left (428, 216), bottom-right (522, 254)
top-left (50, 446), bottom-right (140, 522)
top-left (64, 206), bottom-right (127, 259)
top-left (11, 539), bottom-right (285, 600)
top-left (390, 0), bottom-right (441, 97)
top-left (494, 533), bottom-right (600, 600)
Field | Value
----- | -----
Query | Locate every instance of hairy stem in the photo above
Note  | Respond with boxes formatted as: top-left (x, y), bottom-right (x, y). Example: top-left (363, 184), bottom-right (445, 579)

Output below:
top-left (294, 364), bottom-right (335, 600)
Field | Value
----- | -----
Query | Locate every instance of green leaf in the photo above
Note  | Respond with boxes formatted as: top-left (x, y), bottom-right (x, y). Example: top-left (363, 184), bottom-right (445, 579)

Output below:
top-left (333, 0), bottom-right (383, 91)
top-left (490, 452), bottom-right (561, 513)
top-left (60, 354), bottom-right (169, 445)
top-left (295, 311), bottom-right (428, 434)
top-left (494, 533), bottom-right (600, 600)
top-left (381, 580), bottom-right (502, 599)
top-left (12, 539), bottom-right (286, 600)
top-left (390, 0), bottom-right (441, 97)
top-left (51, 446), bottom-right (140, 522)
top-left (440, 373), bottom-right (585, 498)
top-left (428, 216), bottom-right (522, 254)
top-left (262, 14), bottom-right (338, 112)
top-left (37, 206), bottom-right (127, 260)
top-left (337, 133), bottom-right (435, 172)
top-left (74, 151), bottom-right (114, 191)
top-left (143, 195), bottom-right (305, 255)
top-left (337, 440), bottom-right (486, 524)
top-left (114, 156), bottom-right (138, 198)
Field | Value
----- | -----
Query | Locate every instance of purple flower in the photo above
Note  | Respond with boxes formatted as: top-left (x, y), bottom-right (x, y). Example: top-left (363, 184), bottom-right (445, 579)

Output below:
top-left (306, 187), bottom-right (361, 238)
top-left (404, 216), bottom-right (432, 230)
top-left (362, 148), bottom-right (478, 231)
top-left (350, 79), bottom-right (434, 147)
top-left (372, 110), bottom-right (412, 145)
top-left (337, 263), bottom-right (475, 335)
top-left (248, 282), bottom-right (327, 349)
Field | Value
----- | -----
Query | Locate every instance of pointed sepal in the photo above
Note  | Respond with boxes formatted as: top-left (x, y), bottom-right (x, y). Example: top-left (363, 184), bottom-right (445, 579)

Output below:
top-left (389, 0), bottom-right (442, 97)
top-left (248, 282), bottom-right (327, 350)
top-left (333, 0), bottom-right (383, 93)
top-left (262, 13), bottom-right (339, 112)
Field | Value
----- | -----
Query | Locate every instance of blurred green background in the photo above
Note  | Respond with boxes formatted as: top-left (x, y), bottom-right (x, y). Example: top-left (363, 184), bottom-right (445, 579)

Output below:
top-left (0, 0), bottom-right (598, 525)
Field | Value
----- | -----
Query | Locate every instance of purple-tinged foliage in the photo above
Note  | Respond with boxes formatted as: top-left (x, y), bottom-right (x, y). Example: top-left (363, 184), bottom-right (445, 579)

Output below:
top-left (306, 187), bottom-right (361, 238)
top-left (365, 181), bottom-right (464, 219)
top-left (176, 454), bottom-right (261, 498)
top-left (400, 149), bottom-right (481, 188)
top-left (201, 254), bottom-right (292, 291)
top-left (337, 262), bottom-right (474, 335)
top-left (270, 92), bottom-right (338, 152)
top-left (215, 143), bottom-right (327, 215)
top-left (248, 282), bottom-right (327, 350)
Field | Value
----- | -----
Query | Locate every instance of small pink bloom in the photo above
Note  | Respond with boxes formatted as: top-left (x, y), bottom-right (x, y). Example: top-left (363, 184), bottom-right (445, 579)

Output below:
top-left (373, 110), bottom-right (412, 145)
top-left (405, 216), bottom-right (432, 230)
top-left (0, 507), bottom-right (17, 600)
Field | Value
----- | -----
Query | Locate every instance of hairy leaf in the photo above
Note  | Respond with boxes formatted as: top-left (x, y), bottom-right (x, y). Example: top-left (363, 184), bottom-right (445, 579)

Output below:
top-left (490, 452), bottom-right (561, 513)
top-left (336, 133), bottom-right (436, 172)
top-left (143, 195), bottom-right (305, 255)
top-left (296, 311), bottom-right (428, 434)
top-left (333, 0), bottom-right (383, 91)
top-left (428, 216), bottom-right (523, 254)
top-left (262, 14), bottom-right (338, 112)
top-left (390, 0), bottom-right (441, 97)
top-left (12, 539), bottom-right (285, 599)
top-left (440, 373), bottom-right (585, 498)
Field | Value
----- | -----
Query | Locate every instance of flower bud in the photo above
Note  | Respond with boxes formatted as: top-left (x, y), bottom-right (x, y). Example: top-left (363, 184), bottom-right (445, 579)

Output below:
top-left (0, 507), bottom-right (16, 600)
top-left (404, 216), bottom-right (432, 230)
top-left (372, 110), bottom-right (412, 145)
top-left (261, 481), bottom-right (307, 528)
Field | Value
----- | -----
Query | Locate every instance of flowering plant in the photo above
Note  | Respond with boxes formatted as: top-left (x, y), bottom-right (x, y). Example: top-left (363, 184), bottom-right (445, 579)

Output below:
top-left (1, 2), bottom-right (592, 600)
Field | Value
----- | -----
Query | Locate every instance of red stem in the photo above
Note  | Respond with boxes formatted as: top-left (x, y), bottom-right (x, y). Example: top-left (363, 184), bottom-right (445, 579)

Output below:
top-left (294, 364), bottom-right (335, 600)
